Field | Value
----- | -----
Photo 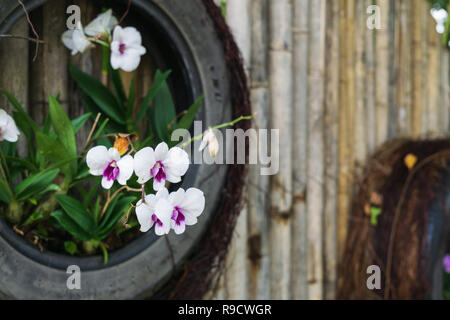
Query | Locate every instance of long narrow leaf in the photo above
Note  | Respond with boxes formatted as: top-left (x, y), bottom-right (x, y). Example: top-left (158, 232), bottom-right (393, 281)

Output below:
top-left (69, 65), bottom-right (125, 125)
top-left (55, 194), bottom-right (95, 235)
top-left (135, 70), bottom-right (171, 125)
top-left (51, 210), bottom-right (92, 241)
top-left (14, 169), bottom-right (60, 201)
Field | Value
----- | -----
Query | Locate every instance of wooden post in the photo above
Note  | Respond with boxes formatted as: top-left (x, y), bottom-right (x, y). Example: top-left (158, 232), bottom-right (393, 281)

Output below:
top-left (269, 0), bottom-right (293, 300)
top-left (0, 18), bottom-right (29, 157)
top-left (291, 0), bottom-right (309, 300)
top-left (411, 0), bottom-right (424, 137)
top-left (426, 7), bottom-right (440, 136)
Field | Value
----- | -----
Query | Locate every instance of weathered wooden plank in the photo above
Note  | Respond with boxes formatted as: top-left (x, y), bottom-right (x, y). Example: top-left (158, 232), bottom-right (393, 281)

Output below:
top-left (69, 0), bottom-right (95, 153)
top-left (323, 0), bottom-right (339, 300)
top-left (306, 0), bottom-right (326, 300)
top-left (269, 0), bottom-right (293, 300)
top-left (291, 0), bottom-right (309, 300)
top-left (0, 18), bottom-right (29, 157)
top-left (439, 43), bottom-right (449, 134)
top-left (247, 0), bottom-right (270, 300)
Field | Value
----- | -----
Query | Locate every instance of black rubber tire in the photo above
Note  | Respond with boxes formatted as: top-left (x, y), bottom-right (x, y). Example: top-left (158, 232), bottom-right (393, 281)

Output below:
top-left (0, 0), bottom-right (231, 299)
top-left (426, 172), bottom-right (450, 300)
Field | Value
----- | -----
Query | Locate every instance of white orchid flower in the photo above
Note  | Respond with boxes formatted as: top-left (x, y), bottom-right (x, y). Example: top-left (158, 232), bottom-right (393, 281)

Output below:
top-left (61, 21), bottom-right (91, 55)
top-left (134, 142), bottom-right (189, 191)
top-left (168, 188), bottom-right (205, 235)
top-left (110, 26), bottom-right (147, 72)
top-left (135, 188), bottom-right (173, 235)
top-left (199, 128), bottom-right (219, 157)
top-left (0, 109), bottom-right (20, 143)
top-left (84, 9), bottom-right (118, 37)
top-left (86, 146), bottom-right (134, 190)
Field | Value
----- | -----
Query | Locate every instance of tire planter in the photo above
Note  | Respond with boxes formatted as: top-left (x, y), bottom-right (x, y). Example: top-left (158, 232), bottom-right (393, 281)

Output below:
top-left (0, 0), bottom-right (234, 299)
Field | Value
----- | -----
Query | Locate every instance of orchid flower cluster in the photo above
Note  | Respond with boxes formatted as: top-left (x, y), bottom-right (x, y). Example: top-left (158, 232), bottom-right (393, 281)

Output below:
top-left (86, 141), bottom-right (205, 236)
top-left (62, 9), bottom-right (146, 72)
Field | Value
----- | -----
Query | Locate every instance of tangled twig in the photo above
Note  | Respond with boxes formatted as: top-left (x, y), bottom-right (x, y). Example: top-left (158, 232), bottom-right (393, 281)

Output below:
top-left (17, 0), bottom-right (40, 61)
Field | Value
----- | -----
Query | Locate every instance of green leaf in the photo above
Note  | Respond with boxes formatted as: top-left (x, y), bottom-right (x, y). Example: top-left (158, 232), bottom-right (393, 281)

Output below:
top-left (127, 73), bottom-right (136, 116)
top-left (22, 211), bottom-right (44, 226)
top-left (135, 70), bottom-right (172, 125)
top-left (35, 132), bottom-right (72, 179)
top-left (153, 77), bottom-right (177, 142)
top-left (82, 179), bottom-right (101, 209)
top-left (69, 64), bottom-right (125, 125)
top-left (14, 169), bottom-right (60, 201)
top-left (5, 156), bottom-right (37, 173)
top-left (370, 207), bottom-right (382, 226)
top-left (38, 184), bottom-right (61, 196)
top-left (48, 96), bottom-right (77, 175)
top-left (0, 178), bottom-right (13, 204)
top-left (55, 195), bottom-right (95, 235)
top-left (97, 196), bottom-right (136, 240)
top-left (64, 241), bottom-right (79, 255)
top-left (110, 68), bottom-right (126, 104)
top-left (72, 113), bottom-right (92, 133)
top-left (176, 95), bottom-right (204, 131)
top-left (51, 210), bottom-right (92, 241)
top-left (0, 88), bottom-right (40, 133)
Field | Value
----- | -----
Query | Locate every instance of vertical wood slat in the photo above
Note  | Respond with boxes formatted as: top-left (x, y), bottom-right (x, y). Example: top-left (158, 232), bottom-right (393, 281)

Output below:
top-left (306, 0), bottom-right (326, 300)
top-left (247, 0), bottom-right (270, 300)
top-left (268, 0), bottom-right (293, 300)
top-left (0, 18), bottom-right (29, 157)
top-left (365, 0), bottom-right (376, 154)
top-left (220, 0), bottom-right (252, 300)
top-left (411, 0), bottom-right (424, 137)
top-left (30, 0), bottom-right (69, 125)
top-left (291, 0), bottom-right (310, 300)
top-left (69, 0), bottom-right (95, 153)
top-left (323, 0), bottom-right (339, 300)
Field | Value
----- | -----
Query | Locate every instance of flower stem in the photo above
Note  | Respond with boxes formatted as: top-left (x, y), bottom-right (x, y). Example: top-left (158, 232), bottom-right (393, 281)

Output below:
top-left (101, 45), bottom-right (110, 85)
top-left (180, 114), bottom-right (253, 149)
top-left (100, 185), bottom-right (142, 219)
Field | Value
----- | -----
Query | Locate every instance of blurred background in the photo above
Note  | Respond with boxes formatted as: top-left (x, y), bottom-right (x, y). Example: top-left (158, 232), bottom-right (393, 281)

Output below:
top-left (209, 0), bottom-right (449, 300)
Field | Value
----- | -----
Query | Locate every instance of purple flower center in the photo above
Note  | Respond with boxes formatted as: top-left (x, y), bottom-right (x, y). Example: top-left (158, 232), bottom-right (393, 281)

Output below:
top-left (171, 206), bottom-right (185, 226)
top-left (151, 161), bottom-right (166, 183)
top-left (152, 214), bottom-right (163, 227)
top-left (103, 161), bottom-right (119, 181)
top-left (119, 43), bottom-right (126, 55)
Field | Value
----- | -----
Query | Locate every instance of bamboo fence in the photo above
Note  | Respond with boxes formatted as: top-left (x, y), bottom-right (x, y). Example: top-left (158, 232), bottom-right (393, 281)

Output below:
top-left (213, 0), bottom-right (449, 300)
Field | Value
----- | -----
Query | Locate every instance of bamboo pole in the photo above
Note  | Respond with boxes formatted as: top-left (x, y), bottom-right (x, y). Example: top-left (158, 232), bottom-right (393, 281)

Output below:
top-left (439, 43), bottom-right (449, 134)
top-left (247, 0), bottom-right (270, 300)
top-left (337, 0), bottom-right (353, 263)
top-left (365, 0), bottom-right (376, 154)
top-left (291, 0), bottom-right (310, 300)
top-left (411, 0), bottom-right (424, 137)
top-left (269, 0), bottom-right (293, 300)
top-left (426, 7), bottom-right (440, 136)
top-left (396, 0), bottom-right (412, 136)
top-left (375, 0), bottom-right (390, 145)
top-left (0, 18), bottom-right (29, 157)
top-left (306, 0), bottom-right (326, 300)
top-left (323, 0), bottom-right (339, 300)
top-left (221, 0), bottom-right (251, 300)
top-left (354, 0), bottom-right (367, 169)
